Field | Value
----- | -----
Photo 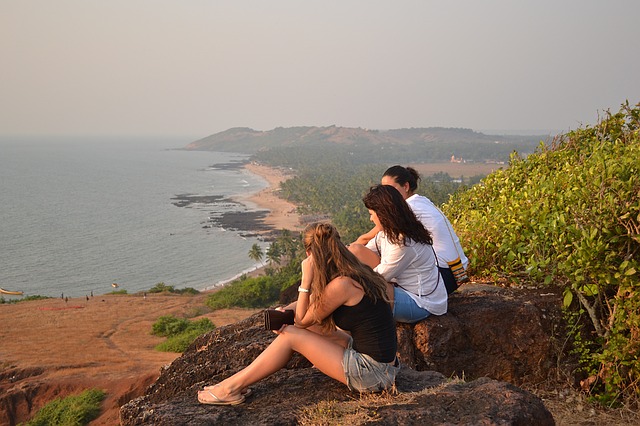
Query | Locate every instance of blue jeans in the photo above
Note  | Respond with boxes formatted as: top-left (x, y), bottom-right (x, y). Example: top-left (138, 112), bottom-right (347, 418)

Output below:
top-left (393, 286), bottom-right (432, 323)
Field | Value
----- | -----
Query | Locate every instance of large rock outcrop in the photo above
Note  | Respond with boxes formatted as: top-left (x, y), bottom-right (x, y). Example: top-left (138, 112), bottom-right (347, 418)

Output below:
top-left (120, 284), bottom-right (562, 425)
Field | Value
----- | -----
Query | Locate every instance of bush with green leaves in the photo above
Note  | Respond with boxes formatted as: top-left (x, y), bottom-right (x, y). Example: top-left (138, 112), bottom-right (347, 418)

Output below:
top-left (205, 276), bottom-right (282, 310)
top-left (1, 295), bottom-right (50, 304)
top-left (147, 282), bottom-right (199, 295)
top-left (151, 315), bottom-right (215, 352)
top-left (23, 388), bottom-right (105, 426)
top-left (443, 101), bottom-right (640, 403)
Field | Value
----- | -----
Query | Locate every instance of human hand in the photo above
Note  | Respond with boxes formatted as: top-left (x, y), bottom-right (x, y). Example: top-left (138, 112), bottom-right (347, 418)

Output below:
top-left (301, 255), bottom-right (314, 275)
top-left (273, 324), bottom-right (290, 335)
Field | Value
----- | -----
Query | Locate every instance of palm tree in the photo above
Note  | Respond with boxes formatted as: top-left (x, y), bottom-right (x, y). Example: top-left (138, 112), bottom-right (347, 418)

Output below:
top-left (248, 243), bottom-right (264, 265)
top-left (266, 242), bottom-right (282, 266)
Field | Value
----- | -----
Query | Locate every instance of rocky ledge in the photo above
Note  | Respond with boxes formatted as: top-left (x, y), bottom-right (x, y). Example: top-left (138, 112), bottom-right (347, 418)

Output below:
top-left (120, 284), bottom-right (563, 425)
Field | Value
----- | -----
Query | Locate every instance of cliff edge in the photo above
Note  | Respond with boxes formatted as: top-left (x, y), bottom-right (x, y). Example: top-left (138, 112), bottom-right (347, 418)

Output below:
top-left (120, 284), bottom-right (562, 425)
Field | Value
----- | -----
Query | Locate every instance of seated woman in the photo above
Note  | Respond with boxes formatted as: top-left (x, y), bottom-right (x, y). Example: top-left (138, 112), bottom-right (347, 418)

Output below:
top-left (353, 165), bottom-right (468, 294)
top-left (198, 222), bottom-right (399, 405)
top-left (350, 184), bottom-right (447, 323)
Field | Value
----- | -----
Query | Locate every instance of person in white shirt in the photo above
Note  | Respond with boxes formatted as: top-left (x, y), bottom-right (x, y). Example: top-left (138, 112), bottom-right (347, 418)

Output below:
top-left (350, 184), bottom-right (447, 323)
top-left (353, 165), bottom-right (469, 294)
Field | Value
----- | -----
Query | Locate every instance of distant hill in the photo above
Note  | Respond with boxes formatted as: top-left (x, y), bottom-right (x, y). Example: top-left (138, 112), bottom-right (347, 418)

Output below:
top-left (184, 126), bottom-right (549, 163)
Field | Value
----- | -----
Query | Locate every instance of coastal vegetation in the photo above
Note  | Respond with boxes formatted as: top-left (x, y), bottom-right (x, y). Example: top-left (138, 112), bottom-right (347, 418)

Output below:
top-left (147, 282), bottom-right (199, 295)
top-left (151, 315), bottom-right (215, 352)
top-left (21, 388), bottom-right (105, 426)
top-left (444, 101), bottom-right (639, 404)
top-left (0, 295), bottom-right (49, 304)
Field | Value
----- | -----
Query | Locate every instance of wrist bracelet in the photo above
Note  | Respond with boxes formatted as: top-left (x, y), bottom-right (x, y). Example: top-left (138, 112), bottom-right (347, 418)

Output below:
top-left (298, 286), bottom-right (310, 293)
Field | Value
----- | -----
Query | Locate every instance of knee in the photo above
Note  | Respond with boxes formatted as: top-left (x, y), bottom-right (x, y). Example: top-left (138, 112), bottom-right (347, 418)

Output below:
top-left (349, 244), bottom-right (379, 269)
top-left (348, 243), bottom-right (365, 256)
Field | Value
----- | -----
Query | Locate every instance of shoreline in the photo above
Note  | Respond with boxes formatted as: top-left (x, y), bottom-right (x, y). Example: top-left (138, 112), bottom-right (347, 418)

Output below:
top-left (237, 162), bottom-right (303, 233)
top-left (202, 162), bottom-right (302, 291)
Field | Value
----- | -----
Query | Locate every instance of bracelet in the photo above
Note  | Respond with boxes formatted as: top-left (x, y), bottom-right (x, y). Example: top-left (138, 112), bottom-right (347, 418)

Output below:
top-left (298, 286), bottom-right (310, 293)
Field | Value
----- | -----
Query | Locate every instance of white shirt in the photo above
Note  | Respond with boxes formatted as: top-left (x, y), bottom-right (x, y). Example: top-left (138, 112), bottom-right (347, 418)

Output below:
top-left (406, 194), bottom-right (469, 270)
top-left (366, 232), bottom-right (448, 315)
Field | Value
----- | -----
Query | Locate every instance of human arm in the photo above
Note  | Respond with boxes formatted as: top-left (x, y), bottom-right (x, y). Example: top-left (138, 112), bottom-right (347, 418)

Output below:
top-left (293, 256), bottom-right (314, 326)
top-left (352, 224), bottom-right (382, 246)
top-left (373, 241), bottom-right (413, 283)
top-left (294, 258), bottom-right (358, 328)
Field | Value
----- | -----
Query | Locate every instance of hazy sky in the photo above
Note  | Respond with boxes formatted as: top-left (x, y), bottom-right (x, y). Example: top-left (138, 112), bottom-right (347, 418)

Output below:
top-left (2, 1), bottom-right (639, 139)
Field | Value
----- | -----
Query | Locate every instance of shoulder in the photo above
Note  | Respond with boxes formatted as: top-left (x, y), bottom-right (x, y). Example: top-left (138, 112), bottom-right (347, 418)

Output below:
top-left (326, 276), bottom-right (362, 298)
top-left (408, 195), bottom-right (439, 216)
top-left (407, 194), bottom-right (434, 208)
top-left (327, 276), bottom-right (359, 291)
top-left (327, 276), bottom-right (364, 306)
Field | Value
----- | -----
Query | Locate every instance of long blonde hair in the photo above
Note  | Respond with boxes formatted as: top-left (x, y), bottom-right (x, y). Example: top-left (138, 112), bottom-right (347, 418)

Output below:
top-left (303, 222), bottom-right (389, 328)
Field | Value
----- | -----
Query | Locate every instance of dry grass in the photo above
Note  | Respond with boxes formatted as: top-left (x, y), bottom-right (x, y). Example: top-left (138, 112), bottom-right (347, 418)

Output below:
top-left (297, 380), bottom-right (640, 426)
top-left (532, 388), bottom-right (640, 426)
top-left (298, 381), bottom-right (462, 426)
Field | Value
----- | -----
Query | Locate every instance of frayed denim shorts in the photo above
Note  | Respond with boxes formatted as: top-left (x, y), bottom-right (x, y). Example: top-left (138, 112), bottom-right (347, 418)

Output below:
top-left (342, 338), bottom-right (399, 393)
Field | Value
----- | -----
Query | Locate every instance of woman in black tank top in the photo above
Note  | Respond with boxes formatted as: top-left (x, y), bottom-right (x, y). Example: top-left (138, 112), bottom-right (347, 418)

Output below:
top-left (198, 223), bottom-right (398, 405)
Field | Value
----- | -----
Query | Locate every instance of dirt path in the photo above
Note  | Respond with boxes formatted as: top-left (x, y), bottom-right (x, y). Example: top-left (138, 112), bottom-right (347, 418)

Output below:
top-left (0, 293), bottom-right (257, 425)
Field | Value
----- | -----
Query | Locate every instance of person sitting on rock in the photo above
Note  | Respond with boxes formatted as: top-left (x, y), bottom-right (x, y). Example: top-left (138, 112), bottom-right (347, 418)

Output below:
top-left (353, 165), bottom-right (469, 294)
top-left (197, 222), bottom-right (399, 406)
top-left (350, 184), bottom-right (448, 323)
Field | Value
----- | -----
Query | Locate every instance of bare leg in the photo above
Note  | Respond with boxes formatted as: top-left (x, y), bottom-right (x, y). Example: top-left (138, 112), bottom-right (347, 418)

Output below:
top-left (348, 243), bottom-right (380, 269)
top-left (198, 326), bottom-right (347, 403)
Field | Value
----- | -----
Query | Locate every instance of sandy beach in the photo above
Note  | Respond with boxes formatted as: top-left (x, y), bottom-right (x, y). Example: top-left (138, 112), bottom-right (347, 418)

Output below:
top-left (0, 163), bottom-right (300, 425)
top-left (239, 162), bottom-right (303, 232)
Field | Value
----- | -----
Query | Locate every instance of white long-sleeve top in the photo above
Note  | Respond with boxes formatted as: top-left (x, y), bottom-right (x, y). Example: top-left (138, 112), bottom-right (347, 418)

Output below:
top-left (406, 194), bottom-right (469, 270)
top-left (366, 232), bottom-right (448, 315)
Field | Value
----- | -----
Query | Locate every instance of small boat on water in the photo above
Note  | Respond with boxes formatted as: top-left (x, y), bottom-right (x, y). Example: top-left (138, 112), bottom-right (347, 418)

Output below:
top-left (0, 287), bottom-right (24, 296)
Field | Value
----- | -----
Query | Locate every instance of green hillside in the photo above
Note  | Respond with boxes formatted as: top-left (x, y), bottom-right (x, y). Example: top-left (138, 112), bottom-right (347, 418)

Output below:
top-left (185, 125), bottom-right (547, 163)
top-left (444, 101), bottom-right (639, 403)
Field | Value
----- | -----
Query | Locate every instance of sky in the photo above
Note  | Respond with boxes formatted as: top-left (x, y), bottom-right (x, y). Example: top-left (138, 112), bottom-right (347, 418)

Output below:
top-left (1, 1), bottom-right (639, 139)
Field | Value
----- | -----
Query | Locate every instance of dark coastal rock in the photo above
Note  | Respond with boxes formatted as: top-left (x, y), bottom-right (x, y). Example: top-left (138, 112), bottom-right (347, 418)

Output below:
top-left (397, 284), bottom-right (565, 386)
top-left (120, 285), bottom-right (561, 425)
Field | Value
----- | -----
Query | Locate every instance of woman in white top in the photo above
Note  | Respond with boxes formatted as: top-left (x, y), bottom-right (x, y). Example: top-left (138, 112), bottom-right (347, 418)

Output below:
top-left (354, 165), bottom-right (469, 294)
top-left (350, 184), bottom-right (447, 323)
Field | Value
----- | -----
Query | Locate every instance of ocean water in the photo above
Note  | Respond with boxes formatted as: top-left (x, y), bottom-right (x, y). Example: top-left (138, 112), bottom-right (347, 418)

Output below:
top-left (0, 136), bottom-right (270, 298)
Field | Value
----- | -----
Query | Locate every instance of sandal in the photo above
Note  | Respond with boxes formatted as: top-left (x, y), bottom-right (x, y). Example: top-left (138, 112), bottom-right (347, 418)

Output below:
top-left (203, 384), bottom-right (252, 398)
top-left (197, 388), bottom-right (245, 406)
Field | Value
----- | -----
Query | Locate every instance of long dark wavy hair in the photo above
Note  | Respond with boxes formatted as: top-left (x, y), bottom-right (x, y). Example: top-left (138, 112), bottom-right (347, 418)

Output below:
top-left (302, 222), bottom-right (389, 329)
top-left (363, 184), bottom-right (432, 246)
top-left (383, 165), bottom-right (421, 195)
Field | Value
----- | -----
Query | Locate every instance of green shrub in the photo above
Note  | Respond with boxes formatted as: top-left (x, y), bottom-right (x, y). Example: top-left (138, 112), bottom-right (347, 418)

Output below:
top-left (155, 328), bottom-right (207, 352)
top-left (152, 315), bottom-right (190, 337)
top-left (148, 282), bottom-right (175, 293)
top-left (444, 101), bottom-right (640, 403)
top-left (1, 295), bottom-right (50, 304)
top-left (23, 388), bottom-right (105, 426)
top-left (151, 315), bottom-right (215, 352)
top-left (147, 282), bottom-right (199, 295)
top-left (205, 276), bottom-right (282, 310)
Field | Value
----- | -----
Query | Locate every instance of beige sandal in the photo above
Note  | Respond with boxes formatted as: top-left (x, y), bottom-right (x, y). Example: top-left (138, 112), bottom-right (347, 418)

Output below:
top-left (197, 388), bottom-right (245, 406)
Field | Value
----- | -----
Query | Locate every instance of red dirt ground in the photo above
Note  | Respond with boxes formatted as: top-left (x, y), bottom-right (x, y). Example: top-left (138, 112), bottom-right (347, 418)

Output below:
top-left (0, 293), bottom-right (257, 425)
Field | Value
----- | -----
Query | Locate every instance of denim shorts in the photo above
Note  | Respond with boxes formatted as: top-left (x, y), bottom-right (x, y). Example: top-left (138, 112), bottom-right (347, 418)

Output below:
top-left (342, 338), bottom-right (399, 393)
top-left (393, 286), bottom-right (432, 323)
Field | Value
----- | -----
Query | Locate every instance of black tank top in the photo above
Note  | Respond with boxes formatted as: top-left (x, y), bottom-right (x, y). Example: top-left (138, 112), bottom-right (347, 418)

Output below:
top-left (332, 293), bottom-right (397, 363)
